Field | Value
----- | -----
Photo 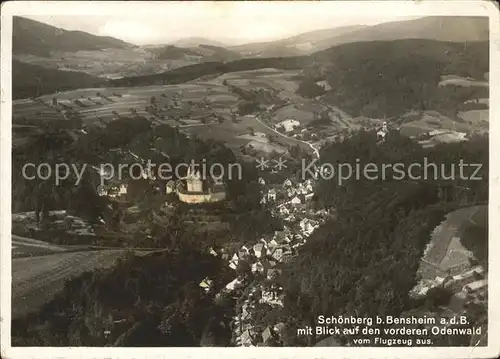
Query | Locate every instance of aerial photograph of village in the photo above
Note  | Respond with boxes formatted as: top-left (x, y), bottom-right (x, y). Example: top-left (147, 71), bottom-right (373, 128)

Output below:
top-left (7, 5), bottom-right (489, 348)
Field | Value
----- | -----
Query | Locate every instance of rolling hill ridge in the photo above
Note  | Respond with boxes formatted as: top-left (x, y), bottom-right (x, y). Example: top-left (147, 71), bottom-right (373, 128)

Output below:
top-left (229, 16), bottom-right (488, 58)
top-left (13, 17), bottom-right (134, 57)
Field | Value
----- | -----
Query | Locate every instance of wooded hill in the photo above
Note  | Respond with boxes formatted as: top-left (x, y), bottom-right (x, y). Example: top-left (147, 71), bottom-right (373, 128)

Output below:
top-left (13, 17), bottom-right (133, 57)
top-left (12, 60), bottom-right (106, 99)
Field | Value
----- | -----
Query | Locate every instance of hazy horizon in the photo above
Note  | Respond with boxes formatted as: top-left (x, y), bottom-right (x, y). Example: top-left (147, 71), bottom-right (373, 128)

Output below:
top-left (22, 2), bottom-right (422, 46)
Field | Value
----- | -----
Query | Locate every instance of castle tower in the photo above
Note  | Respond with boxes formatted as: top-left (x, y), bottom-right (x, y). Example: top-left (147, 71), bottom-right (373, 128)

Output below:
top-left (186, 165), bottom-right (203, 192)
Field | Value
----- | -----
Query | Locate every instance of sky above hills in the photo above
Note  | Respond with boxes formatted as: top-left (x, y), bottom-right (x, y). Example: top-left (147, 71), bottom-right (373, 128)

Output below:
top-left (24, 2), bottom-right (421, 46)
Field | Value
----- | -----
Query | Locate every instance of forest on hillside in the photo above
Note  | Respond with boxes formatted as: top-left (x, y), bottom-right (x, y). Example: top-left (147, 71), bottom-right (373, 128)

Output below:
top-left (276, 131), bottom-right (488, 346)
top-left (303, 40), bottom-right (489, 117)
top-left (12, 249), bottom-right (236, 346)
top-left (11, 129), bottom-right (489, 346)
top-left (12, 60), bottom-right (106, 99)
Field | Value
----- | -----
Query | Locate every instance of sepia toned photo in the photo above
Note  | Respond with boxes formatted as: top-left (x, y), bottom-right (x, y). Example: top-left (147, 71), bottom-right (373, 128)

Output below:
top-left (1, 1), bottom-right (498, 358)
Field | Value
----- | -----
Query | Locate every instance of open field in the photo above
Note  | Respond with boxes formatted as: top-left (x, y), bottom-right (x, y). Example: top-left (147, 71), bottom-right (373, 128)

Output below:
top-left (11, 249), bottom-right (130, 318)
top-left (13, 68), bottom-right (324, 156)
top-left (458, 109), bottom-right (489, 124)
top-left (274, 104), bottom-right (316, 125)
top-left (14, 47), bottom-right (195, 79)
top-left (211, 68), bottom-right (303, 101)
top-left (13, 100), bottom-right (65, 123)
top-left (12, 235), bottom-right (69, 258)
top-left (398, 110), bottom-right (488, 139)
top-left (17, 65), bottom-right (488, 156)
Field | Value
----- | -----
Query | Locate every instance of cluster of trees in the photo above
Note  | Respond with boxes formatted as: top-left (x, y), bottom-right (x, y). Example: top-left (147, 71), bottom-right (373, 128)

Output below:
top-left (12, 60), bottom-right (106, 99)
top-left (237, 99), bottom-right (260, 115)
top-left (12, 249), bottom-right (235, 346)
top-left (277, 130), bottom-right (488, 346)
top-left (296, 79), bottom-right (326, 98)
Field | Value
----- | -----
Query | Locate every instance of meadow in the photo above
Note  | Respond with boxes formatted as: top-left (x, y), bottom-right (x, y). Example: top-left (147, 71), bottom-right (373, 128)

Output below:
top-left (12, 249), bottom-right (130, 319)
top-left (13, 68), bottom-right (323, 157)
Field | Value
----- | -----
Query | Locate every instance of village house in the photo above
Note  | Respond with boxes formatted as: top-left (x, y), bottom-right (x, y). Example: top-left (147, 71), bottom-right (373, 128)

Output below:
top-left (165, 180), bottom-right (176, 194)
top-left (276, 118), bottom-right (300, 132)
top-left (251, 261), bottom-right (265, 274)
top-left (199, 277), bottom-right (213, 292)
top-left (296, 183), bottom-right (307, 195)
top-left (240, 303), bottom-right (252, 320)
top-left (253, 243), bottom-right (266, 258)
top-left (300, 218), bottom-right (319, 236)
top-left (268, 239), bottom-right (279, 249)
top-left (267, 188), bottom-right (277, 202)
top-left (238, 245), bottom-right (250, 259)
top-left (274, 322), bottom-right (285, 336)
top-left (290, 196), bottom-right (302, 206)
top-left (225, 277), bottom-right (244, 292)
top-left (260, 287), bottom-right (278, 303)
top-left (240, 330), bottom-right (254, 346)
top-left (261, 326), bottom-right (275, 345)
top-left (271, 248), bottom-right (284, 262)
top-left (278, 205), bottom-right (290, 216)
top-left (108, 183), bottom-right (128, 199)
top-left (229, 253), bottom-right (239, 270)
top-left (209, 247), bottom-right (218, 256)
top-left (463, 279), bottom-right (488, 294)
top-left (273, 230), bottom-right (288, 244)
top-left (97, 185), bottom-right (108, 197)
top-left (443, 266), bottom-right (485, 291)
top-left (266, 268), bottom-right (280, 280)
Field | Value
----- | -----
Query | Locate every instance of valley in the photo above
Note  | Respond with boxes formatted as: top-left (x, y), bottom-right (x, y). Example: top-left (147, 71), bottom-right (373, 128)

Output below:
top-left (8, 12), bottom-right (490, 348)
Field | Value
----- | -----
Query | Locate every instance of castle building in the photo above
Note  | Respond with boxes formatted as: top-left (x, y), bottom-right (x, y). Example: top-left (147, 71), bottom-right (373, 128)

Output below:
top-left (167, 165), bottom-right (226, 204)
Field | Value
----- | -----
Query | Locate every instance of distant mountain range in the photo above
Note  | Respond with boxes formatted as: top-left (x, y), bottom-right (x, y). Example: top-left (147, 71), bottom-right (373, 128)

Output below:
top-left (171, 37), bottom-right (230, 48)
top-left (317, 16), bottom-right (488, 46)
top-left (13, 17), bottom-right (133, 57)
top-left (11, 15), bottom-right (489, 101)
top-left (13, 16), bottom-right (489, 60)
top-left (230, 25), bottom-right (368, 57)
top-left (230, 16), bottom-right (488, 57)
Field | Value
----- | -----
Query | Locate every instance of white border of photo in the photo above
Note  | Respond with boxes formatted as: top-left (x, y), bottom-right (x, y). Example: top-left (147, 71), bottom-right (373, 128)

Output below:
top-left (1, 1), bottom-right (499, 358)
